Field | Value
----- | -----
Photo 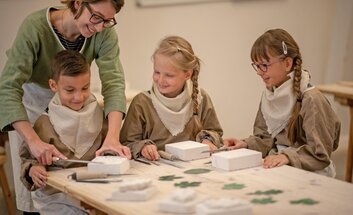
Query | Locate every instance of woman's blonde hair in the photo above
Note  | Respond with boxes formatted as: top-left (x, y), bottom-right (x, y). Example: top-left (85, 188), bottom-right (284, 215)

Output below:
top-left (61, 0), bottom-right (124, 17)
top-left (153, 36), bottom-right (202, 137)
top-left (251, 28), bottom-right (303, 145)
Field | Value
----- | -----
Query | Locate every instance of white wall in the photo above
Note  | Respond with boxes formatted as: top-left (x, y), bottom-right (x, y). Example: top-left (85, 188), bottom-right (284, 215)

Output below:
top-left (326, 0), bottom-right (353, 134)
top-left (116, 0), bottom-right (351, 138)
top-left (0, 0), bottom-right (351, 139)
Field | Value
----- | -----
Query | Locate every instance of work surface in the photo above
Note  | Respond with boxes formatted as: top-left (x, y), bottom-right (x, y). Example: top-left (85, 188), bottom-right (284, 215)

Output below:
top-left (47, 158), bottom-right (353, 215)
top-left (316, 81), bottom-right (353, 101)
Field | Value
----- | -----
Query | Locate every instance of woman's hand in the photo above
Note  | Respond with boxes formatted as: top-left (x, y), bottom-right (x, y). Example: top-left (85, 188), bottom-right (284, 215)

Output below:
top-left (13, 120), bottom-right (67, 165)
top-left (30, 139), bottom-right (67, 165)
top-left (141, 144), bottom-right (160, 161)
top-left (263, 154), bottom-right (289, 168)
top-left (95, 136), bottom-right (131, 159)
top-left (223, 138), bottom-right (248, 150)
top-left (29, 165), bottom-right (48, 189)
top-left (95, 111), bottom-right (131, 159)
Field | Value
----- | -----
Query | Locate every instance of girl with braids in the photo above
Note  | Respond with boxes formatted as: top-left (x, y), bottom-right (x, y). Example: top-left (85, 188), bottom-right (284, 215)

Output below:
top-left (224, 29), bottom-right (340, 177)
top-left (120, 36), bottom-right (223, 161)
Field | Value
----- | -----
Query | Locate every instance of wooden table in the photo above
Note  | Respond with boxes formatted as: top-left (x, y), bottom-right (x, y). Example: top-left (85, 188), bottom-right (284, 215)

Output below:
top-left (317, 81), bottom-right (353, 182)
top-left (47, 158), bottom-right (353, 215)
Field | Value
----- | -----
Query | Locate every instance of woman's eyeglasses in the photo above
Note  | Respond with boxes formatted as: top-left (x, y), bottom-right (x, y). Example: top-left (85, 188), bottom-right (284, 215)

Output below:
top-left (84, 3), bottom-right (117, 28)
top-left (251, 57), bottom-right (285, 73)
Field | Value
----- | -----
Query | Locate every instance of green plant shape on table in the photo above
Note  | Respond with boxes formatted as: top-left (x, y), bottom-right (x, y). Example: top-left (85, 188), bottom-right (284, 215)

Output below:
top-left (159, 175), bottom-right (184, 181)
top-left (251, 197), bottom-right (277, 204)
top-left (290, 198), bottom-right (319, 205)
top-left (247, 189), bottom-right (283, 195)
top-left (222, 183), bottom-right (246, 190)
top-left (183, 168), bottom-right (211, 174)
top-left (175, 181), bottom-right (201, 188)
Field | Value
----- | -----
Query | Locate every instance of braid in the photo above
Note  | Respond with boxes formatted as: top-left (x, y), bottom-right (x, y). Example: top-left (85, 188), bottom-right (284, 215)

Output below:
top-left (287, 57), bottom-right (303, 145)
top-left (191, 58), bottom-right (202, 138)
top-left (292, 57), bottom-right (302, 99)
top-left (191, 60), bottom-right (200, 115)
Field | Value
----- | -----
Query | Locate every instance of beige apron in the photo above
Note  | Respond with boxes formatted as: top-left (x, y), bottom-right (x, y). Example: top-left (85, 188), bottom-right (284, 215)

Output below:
top-left (9, 83), bottom-right (54, 212)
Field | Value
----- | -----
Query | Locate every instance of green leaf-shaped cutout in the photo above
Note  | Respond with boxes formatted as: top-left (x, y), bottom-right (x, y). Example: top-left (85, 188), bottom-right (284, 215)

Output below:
top-left (223, 183), bottom-right (246, 190)
top-left (251, 197), bottom-right (276, 204)
top-left (290, 198), bottom-right (319, 205)
top-left (159, 175), bottom-right (183, 181)
top-left (184, 168), bottom-right (211, 174)
top-left (247, 189), bottom-right (283, 195)
top-left (175, 181), bottom-right (201, 188)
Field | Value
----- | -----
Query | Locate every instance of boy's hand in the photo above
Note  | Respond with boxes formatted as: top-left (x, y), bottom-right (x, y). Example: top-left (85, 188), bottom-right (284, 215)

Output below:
top-left (29, 165), bottom-right (48, 189)
top-left (141, 144), bottom-right (159, 161)
top-left (263, 154), bottom-right (289, 168)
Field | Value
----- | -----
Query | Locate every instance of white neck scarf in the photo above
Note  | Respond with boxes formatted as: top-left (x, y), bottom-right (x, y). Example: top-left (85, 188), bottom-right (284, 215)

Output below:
top-left (48, 93), bottom-right (103, 158)
top-left (148, 80), bottom-right (201, 136)
top-left (261, 70), bottom-right (314, 137)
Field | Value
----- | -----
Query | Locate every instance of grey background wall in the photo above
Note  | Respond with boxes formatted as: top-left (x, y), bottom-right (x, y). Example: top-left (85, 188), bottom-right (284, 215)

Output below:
top-left (0, 0), bottom-right (352, 213)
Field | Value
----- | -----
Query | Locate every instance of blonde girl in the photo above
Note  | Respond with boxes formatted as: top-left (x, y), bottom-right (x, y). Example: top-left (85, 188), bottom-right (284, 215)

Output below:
top-left (121, 36), bottom-right (223, 160)
top-left (224, 29), bottom-right (340, 177)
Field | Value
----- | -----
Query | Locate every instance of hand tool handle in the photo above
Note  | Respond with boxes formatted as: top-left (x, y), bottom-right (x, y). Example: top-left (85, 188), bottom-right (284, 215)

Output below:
top-left (158, 150), bottom-right (176, 161)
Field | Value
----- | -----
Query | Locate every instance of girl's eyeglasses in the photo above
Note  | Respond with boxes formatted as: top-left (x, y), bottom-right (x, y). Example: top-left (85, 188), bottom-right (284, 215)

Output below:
top-left (84, 3), bottom-right (117, 28)
top-left (251, 57), bottom-right (285, 73)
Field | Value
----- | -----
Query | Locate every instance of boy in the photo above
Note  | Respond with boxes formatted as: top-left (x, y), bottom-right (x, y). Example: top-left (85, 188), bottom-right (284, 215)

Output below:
top-left (20, 50), bottom-right (107, 215)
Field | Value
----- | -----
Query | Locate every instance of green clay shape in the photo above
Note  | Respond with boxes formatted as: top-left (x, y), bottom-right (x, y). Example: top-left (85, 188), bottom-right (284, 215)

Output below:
top-left (223, 183), bottom-right (246, 190)
top-left (251, 197), bottom-right (277, 204)
top-left (174, 181), bottom-right (201, 188)
top-left (159, 175), bottom-right (184, 181)
top-left (183, 168), bottom-right (211, 174)
top-left (248, 189), bottom-right (283, 195)
top-left (290, 198), bottom-right (319, 205)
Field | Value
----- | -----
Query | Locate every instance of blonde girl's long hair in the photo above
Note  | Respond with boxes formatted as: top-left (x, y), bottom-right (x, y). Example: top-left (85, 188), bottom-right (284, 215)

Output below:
top-left (152, 36), bottom-right (202, 138)
top-left (250, 29), bottom-right (303, 145)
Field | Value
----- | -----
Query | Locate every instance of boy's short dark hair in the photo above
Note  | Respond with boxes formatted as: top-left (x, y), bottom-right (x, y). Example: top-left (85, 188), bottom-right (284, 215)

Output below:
top-left (51, 50), bottom-right (89, 82)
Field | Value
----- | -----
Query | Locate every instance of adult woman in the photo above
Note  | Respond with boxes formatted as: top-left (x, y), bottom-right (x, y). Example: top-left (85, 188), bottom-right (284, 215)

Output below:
top-left (0, 0), bottom-right (130, 213)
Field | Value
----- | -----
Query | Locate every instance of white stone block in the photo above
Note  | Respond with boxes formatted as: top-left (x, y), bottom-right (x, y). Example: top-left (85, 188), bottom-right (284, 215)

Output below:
top-left (196, 198), bottom-right (252, 215)
top-left (165, 141), bottom-right (210, 161)
top-left (88, 156), bottom-right (130, 175)
top-left (211, 149), bottom-right (262, 171)
top-left (159, 188), bottom-right (199, 214)
top-left (111, 179), bottom-right (157, 201)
